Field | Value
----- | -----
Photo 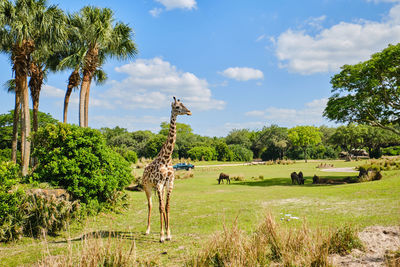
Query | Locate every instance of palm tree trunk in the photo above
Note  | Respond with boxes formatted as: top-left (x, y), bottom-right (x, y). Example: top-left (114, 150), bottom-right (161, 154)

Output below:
top-left (64, 85), bottom-right (73, 123)
top-left (84, 79), bottom-right (92, 127)
top-left (20, 76), bottom-right (31, 176)
top-left (32, 95), bottom-right (39, 133)
top-left (11, 91), bottom-right (21, 163)
top-left (79, 71), bottom-right (90, 127)
top-left (63, 69), bottom-right (80, 124)
top-left (20, 103), bottom-right (24, 163)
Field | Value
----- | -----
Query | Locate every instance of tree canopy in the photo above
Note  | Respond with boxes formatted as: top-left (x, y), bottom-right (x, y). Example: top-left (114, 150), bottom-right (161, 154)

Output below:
top-left (324, 43), bottom-right (400, 135)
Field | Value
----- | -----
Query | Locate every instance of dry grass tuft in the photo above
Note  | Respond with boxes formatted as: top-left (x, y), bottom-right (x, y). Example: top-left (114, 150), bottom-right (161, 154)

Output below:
top-left (385, 250), bottom-right (400, 267)
top-left (37, 232), bottom-right (143, 267)
top-left (230, 174), bottom-right (245, 181)
top-left (191, 213), bottom-right (363, 267)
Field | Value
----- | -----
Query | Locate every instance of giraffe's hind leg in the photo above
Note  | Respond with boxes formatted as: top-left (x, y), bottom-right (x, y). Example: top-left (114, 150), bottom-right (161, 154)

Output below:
top-left (144, 185), bottom-right (152, 235)
top-left (165, 178), bottom-right (174, 241)
top-left (156, 184), bottom-right (166, 242)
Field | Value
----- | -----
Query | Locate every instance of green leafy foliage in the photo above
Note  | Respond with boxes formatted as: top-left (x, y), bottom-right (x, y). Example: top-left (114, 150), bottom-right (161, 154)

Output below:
top-left (0, 162), bottom-right (25, 242)
top-left (288, 126), bottom-right (322, 162)
top-left (187, 146), bottom-right (216, 161)
top-left (382, 146), bottom-right (400, 156)
top-left (324, 43), bottom-right (400, 136)
top-left (215, 142), bottom-right (234, 161)
top-left (113, 147), bottom-right (138, 163)
top-left (0, 110), bottom-right (57, 150)
top-left (32, 123), bottom-right (134, 209)
top-left (229, 144), bottom-right (253, 161)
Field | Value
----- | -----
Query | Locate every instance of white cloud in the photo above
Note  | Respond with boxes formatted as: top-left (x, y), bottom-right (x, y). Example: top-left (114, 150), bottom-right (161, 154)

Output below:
top-left (42, 85), bottom-right (65, 98)
top-left (155, 0), bottom-right (197, 10)
top-left (220, 67), bottom-right (264, 81)
top-left (106, 57), bottom-right (225, 111)
top-left (245, 98), bottom-right (329, 127)
top-left (275, 4), bottom-right (400, 74)
top-left (149, 8), bottom-right (163, 17)
top-left (256, 34), bottom-right (266, 42)
top-left (151, 0), bottom-right (196, 16)
top-left (41, 85), bottom-right (114, 110)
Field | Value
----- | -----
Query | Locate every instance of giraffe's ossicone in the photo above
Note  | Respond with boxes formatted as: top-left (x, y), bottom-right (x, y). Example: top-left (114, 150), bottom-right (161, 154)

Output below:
top-left (141, 97), bottom-right (191, 243)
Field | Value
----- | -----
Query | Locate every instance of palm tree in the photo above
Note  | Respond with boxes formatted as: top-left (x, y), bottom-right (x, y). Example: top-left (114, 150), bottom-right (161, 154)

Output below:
top-left (0, 0), bottom-right (66, 175)
top-left (2, 79), bottom-right (19, 162)
top-left (68, 6), bottom-right (137, 127)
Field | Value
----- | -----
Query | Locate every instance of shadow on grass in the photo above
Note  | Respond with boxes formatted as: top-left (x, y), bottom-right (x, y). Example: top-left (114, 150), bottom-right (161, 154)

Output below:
top-left (51, 230), bottom-right (160, 244)
top-left (229, 175), bottom-right (358, 187)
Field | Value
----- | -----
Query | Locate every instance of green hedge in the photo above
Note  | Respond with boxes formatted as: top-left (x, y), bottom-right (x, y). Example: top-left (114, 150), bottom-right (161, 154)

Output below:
top-left (0, 162), bottom-right (25, 242)
top-left (32, 123), bottom-right (134, 210)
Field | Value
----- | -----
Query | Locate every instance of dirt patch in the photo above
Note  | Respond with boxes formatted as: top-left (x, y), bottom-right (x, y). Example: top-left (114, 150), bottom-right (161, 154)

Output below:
top-left (320, 167), bottom-right (358, 173)
top-left (330, 226), bottom-right (400, 266)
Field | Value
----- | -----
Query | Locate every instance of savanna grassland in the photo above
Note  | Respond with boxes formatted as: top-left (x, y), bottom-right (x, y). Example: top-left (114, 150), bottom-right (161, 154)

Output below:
top-left (1, 160), bottom-right (399, 266)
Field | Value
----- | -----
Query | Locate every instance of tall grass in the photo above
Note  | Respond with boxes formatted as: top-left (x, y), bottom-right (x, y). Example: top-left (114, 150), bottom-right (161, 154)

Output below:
top-left (37, 232), bottom-right (138, 267)
top-left (191, 213), bottom-right (363, 267)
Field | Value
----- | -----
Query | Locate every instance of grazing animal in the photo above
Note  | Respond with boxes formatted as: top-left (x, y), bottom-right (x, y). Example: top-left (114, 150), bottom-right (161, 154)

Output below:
top-left (291, 172), bottom-right (299, 184)
top-left (298, 171), bottom-right (305, 184)
top-left (141, 97), bottom-right (191, 243)
top-left (218, 173), bottom-right (230, 184)
top-left (313, 175), bottom-right (320, 184)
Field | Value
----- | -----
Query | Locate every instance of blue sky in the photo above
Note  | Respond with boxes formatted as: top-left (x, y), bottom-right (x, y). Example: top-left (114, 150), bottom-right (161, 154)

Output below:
top-left (1, 0), bottom-right (400, 136)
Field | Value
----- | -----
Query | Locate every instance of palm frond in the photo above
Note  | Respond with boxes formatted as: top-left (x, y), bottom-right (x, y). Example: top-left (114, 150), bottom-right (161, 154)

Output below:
top-left (3, 79), bottom-right (15, 93)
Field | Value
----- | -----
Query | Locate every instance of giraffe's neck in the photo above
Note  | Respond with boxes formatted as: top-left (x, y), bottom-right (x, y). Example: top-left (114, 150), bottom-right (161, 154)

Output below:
top-left (157, 111), bottom-right (177, 162)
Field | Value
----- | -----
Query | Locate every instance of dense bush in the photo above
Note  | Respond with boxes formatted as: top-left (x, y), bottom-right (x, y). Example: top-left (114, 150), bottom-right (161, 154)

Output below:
top-left (382, 146), bottom-right (400, 156)
top-left (215, 142), bottom-right (234, 161)
top-left (113, 146), bottom-right (138, 163)
top-left (0, 148), bottom-right (12, 163)
top-left (0, 162), bottom-right (25, 242)
top-left (32, 123), bottom-right (134, 210)
top-left (229, 144), bottom-right (253, 161)
top-left (187, 146), bottom-right (216, 161)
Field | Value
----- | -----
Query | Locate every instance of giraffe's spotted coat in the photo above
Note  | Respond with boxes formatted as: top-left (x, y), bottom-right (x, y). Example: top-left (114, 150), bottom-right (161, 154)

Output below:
top-left (141, 97), bottom-right (191, 242)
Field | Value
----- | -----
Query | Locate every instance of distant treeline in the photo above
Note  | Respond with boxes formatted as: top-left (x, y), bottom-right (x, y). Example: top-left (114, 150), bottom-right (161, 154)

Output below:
top-left (1, 111), bottom-right (399, 163)
top-left (99, 122), bottom-right (400, 162)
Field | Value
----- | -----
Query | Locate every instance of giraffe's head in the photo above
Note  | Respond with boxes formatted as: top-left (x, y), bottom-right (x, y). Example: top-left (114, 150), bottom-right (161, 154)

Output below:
top-left (172, 97), bottom-right (192, 116)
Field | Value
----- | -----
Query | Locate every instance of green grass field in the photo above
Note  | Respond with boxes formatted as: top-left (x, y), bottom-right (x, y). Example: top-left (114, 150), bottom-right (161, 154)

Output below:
top-left (1, 160), bottom-right (399, 266)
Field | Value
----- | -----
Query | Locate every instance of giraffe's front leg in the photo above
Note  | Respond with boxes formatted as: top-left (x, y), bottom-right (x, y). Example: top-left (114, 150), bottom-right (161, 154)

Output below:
top-left (165, 177), bottom-right (174, 241)
top-left (144, 186), bottom-right (152, 235)
top-left (157, 185), bottom-right (166, 242)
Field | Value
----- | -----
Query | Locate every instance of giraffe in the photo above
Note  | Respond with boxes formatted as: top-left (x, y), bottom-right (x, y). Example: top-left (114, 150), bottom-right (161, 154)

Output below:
top-left (142, 97), bottom-right (191, 243)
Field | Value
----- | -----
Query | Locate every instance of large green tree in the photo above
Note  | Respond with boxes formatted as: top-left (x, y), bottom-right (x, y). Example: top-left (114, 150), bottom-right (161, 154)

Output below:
top-left (66, 6), bottom-right (137, 127)
top-left (0, 0), bottom-right (65, 175)
top-left (324, 43), bottom-right (400, 136)
top-left (288, 126), bottom-right (321, 162)
top-left (329, 124), bottom-right (365, 159)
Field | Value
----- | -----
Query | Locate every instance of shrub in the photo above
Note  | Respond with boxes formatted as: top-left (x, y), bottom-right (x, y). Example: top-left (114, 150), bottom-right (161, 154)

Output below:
top-left (187, 146), bottom-right (216, 161)
top-left (0, 148), bottom-right (12, 163)
top-left (382, 146), bottom-right (400, 156)
top-left (215, 142), bottom-right (234, 161)
top-left (231, 174), bottom-right (245, 181)
top-left (229, 144), bottom-right (253, 162)
top-left (23, 193), bottom-right (80, 237)
top-left (32, 123), bottom-right (134, 211)
top-left (113, 147), bottom-right (138, 163)
top-left (0, 162), bottom-right (25, 242)
top-left (324, 225), bottom-right (364, 255)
